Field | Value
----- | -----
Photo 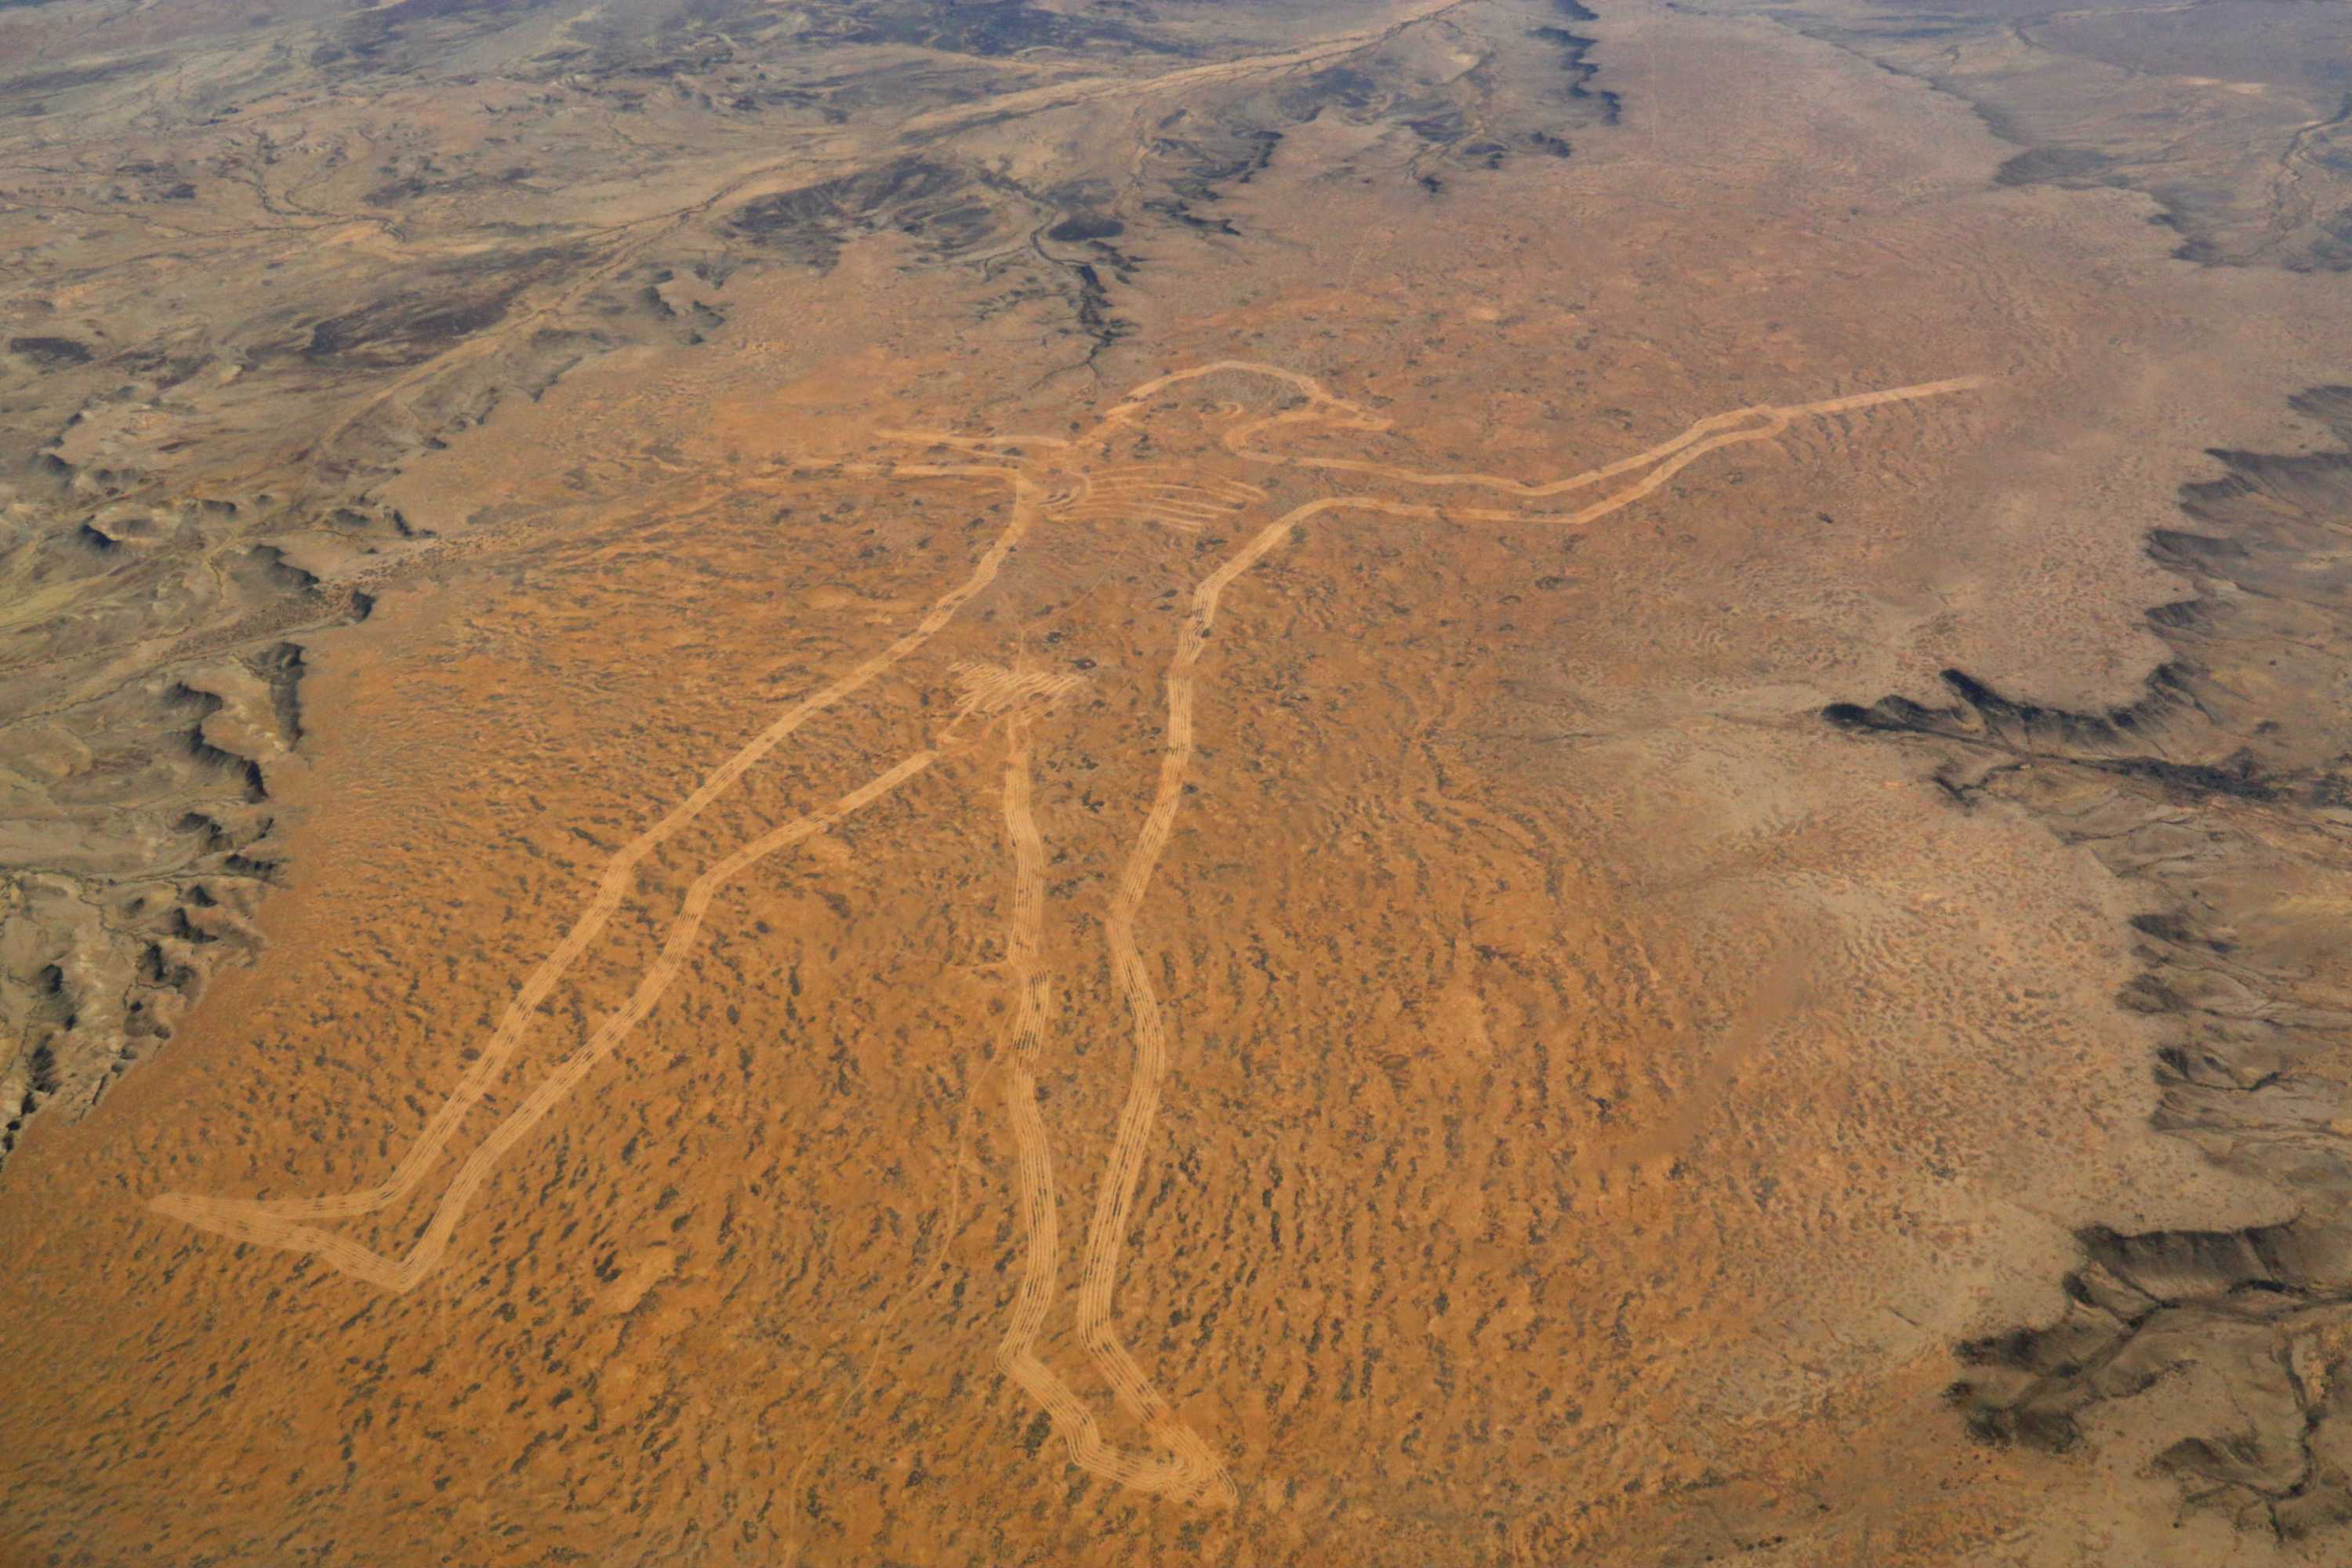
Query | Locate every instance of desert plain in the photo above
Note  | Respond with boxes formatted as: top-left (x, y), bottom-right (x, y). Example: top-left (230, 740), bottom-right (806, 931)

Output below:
top-left (5, 0), bottom-right (2352, 1563)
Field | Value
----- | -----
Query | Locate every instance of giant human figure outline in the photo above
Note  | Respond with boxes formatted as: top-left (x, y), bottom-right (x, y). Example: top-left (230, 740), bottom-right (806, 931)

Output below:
top-left (154, 358), bottom-right (1982, 1507)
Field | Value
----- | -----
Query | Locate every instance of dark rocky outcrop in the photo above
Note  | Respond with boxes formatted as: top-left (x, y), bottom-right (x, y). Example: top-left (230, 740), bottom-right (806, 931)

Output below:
top-left (1828, 387), bottom-right (2352, 1539)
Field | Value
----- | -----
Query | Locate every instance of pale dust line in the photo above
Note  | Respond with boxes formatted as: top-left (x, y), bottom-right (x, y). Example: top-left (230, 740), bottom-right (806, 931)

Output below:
top-left (1059, 486), bottom-right (1241, 507)
top-left (1065, 496), bottom-right (1242, 521)
top-left (992, 711), bottom-right (1229, 1502)
top-left (1058, 502), bottom-right (1223, 520)
top-left (775, 674), bottom-right (1089, 1563)
top-left (952, 661), bottom-right (1083, 721)
top-left (1108, 359), bottom-right (1352, 416)
top-left (151, 467), bottom-right (1040, 1279)
top-left (154, 750), bottom-right (943, 1292)
top-left (1081, 476), bottom-right (1261, 502)
top-left (1530, 383), bottom-right (1973, 526)
top-left (1084, 492), bottom-right (1245, 515)
top-left (1063, 503), bottom-right (1242, 521)
top-left (1060, 461), bottom-right (1196, 478)
top-left (1056, 505), bottom-right (1218, 534)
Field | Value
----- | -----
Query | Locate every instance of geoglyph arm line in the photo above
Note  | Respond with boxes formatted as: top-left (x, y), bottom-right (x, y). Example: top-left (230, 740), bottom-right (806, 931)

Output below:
top-left (1098, 358), bottom-right (1982, 502)
top-left (151, 472), bottom-right (1041, 1244)
top-left (153, 748), bottom-right (945, 1291)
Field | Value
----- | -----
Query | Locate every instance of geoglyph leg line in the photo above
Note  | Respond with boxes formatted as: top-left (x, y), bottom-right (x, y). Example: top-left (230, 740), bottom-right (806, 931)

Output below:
top-left (985, 414), bottom-right (1823, 1500)
top-left (992, 710), bottom-right (1229, 1501)
top-left (152, 670), bottom-right (1078, 1290)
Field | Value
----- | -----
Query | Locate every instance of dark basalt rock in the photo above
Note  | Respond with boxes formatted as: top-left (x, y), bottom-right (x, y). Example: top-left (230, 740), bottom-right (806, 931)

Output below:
top-left (8, 336), bottom-right (94, 368)
top-left (729, 158), bottom-right (1007, 272)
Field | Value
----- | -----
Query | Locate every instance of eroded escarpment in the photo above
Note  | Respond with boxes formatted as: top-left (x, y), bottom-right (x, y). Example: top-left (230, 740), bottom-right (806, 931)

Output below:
top-left (1717, 0), bottom-right (2352, 273)
top-left (721, 0), bottom-right (1624, 358)
top-left (1825, 387), bottom-right (2352, 1540)
top-left (0, 448), bottom-right (374, 1165)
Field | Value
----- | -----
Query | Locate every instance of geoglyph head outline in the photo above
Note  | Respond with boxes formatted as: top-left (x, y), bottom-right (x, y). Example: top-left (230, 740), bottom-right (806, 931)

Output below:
top-left (880, 361), bottom-right (1409, 533)
top-left (946, 660), bottom-right (1083, 736)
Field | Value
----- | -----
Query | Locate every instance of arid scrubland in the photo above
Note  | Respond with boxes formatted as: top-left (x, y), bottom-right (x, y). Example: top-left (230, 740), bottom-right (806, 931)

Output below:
top-left (4, 0), bottom-right (2352, 1562)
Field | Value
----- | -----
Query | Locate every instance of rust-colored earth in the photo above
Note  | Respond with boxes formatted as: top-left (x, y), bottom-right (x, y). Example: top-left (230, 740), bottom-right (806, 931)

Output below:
top-left (6, 0), bottom-right (2352, 1563)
